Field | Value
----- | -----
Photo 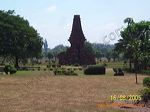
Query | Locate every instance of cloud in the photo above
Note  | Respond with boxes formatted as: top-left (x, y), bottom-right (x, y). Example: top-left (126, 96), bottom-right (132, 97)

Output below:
top-left (47, 5), bottom-right (56, 12)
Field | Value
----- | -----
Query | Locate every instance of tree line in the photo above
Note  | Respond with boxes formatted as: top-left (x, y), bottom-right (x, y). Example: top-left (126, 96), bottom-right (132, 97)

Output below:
top-left (43, 42), bottom-right (118, 62)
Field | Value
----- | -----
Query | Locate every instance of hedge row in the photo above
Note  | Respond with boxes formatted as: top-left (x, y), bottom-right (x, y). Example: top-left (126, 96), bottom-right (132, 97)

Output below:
top-left (84, 65), bottom-right (106, 75)
top-left (54, 68), bottom-right (78, 76)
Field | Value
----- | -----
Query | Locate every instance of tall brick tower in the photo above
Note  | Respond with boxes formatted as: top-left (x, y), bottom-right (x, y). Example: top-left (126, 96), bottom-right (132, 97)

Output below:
top-left (69, 15), bottom-right (86, 48)
top-left (58, 15), bottom-right (96, 65)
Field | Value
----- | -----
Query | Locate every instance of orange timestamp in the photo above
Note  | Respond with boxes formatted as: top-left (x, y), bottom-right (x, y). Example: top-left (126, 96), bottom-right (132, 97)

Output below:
top-left (110, 95), bottom-right (142, 101)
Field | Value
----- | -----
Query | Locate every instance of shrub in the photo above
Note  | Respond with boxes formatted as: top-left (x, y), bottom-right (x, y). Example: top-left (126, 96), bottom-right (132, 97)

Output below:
top-left (49, 68), bottom-right (53, 71)
top-left (73, 68), bottom-right (76, 71)
top-left (38, 68), bottom-right (40, 71)
top-left (57, 64), bottom-right (61, 67)
top-left (143, 77), bottom-right (150, 88)
top-left (102, 63), bottom-right (107, 67)
top-left (54, 68), bottom-right (78, 76)
top-left (79, 68), bottom-right (82, 71)
top-left (67, 68), bottom-right (71, 71)
top-left (52, 64), bottom-right (56, 68)
top-left (74, 63), bottom-right (79, 66)
top-left (47, 65), bottom-right (51, 68)
top-left (54, 68), bottom-right (62, 75)
top-left (66, 69), bottom-right (77, 76)
top-left (84, 65), bottom-right (105, 75)
top-left (4, 65), bottom-right (17, 74)
top-left (61, 69), bottom-right (66, 75)
top-left (140, 88), bottom-right (150, 102)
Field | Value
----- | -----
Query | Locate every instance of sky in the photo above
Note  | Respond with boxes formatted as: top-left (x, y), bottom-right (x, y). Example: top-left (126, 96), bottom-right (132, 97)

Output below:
top-left (0, 0), bottom-right (150, 48)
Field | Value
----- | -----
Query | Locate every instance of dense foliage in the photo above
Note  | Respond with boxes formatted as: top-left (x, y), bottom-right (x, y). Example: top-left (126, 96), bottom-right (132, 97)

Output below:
top-left (140, 88), bottom-right (150, 103)
top-left (0, 10), bottom-right (43, 67)
top-left (84, 65), bottom-right (106, 75)
top-left (143, 77), bottom-right (150, 88)
top-left (115, 18), bottom-right (150, 83)
top-left (4, 65), bottom-right (17, 74)
top-left (115, 18), bottom-right (150, 71)
top-left (46, 43), bottom-right (116, 61)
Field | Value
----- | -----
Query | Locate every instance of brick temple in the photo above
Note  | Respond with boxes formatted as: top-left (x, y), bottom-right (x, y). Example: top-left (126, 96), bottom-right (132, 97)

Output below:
top-left (58, 15), bottom-right (96, 65)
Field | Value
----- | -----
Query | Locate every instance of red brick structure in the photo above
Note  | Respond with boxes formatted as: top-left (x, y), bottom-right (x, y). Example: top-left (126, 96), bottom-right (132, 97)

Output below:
top-left (58, 15), bottom-right (96, 65)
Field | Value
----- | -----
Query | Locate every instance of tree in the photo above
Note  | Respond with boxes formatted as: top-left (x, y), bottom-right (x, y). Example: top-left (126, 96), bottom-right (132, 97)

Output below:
top-left (105, 50), bottom-right (112, 62)
top-left (115, 18), bottom-right (150, 84)
top-left (112, 50), bottom-right (119, 61)
top-left (0, 10), bottom-right (43, 68)
top-left (84, 42), bottom-right (95, 56)
top-left (44, 39), bottom-right (48, 57)
top-left (115, 38), bottom-right (133, 70)
top-left (51, 45), bottom-right (68, 56)
top-left (116, 18), bottom-right (140, 71)
top-left (91, 43), bottom-right (114, 60)
top-left (94, 50), bottom-right (102, 59)
top-left (124, 17), bottom-right (134, 70)
top-left (47, 51), bottom-right (53, 63)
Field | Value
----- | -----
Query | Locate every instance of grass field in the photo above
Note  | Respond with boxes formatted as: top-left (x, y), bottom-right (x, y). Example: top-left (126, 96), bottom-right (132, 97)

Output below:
top-left (0, 69), bottom-right (149, 112)
top-left (97, 61), bottom-right (125, 68)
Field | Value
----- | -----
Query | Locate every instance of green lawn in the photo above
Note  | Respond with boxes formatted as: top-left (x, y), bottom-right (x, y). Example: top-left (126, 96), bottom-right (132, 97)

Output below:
top-left (97, 61), bottom-right (125, 68)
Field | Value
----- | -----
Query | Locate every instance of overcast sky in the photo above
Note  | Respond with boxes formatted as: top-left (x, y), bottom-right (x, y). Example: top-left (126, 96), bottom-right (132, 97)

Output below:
top-left (0, 0), bottom-right (150, 48)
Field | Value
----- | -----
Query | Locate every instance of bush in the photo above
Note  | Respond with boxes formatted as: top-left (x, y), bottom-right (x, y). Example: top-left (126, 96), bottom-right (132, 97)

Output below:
top-left (143, 77), bottom-right (150, 88)
top-left (84, 65), bottom-right (105, 75)
top-left (54, 68), bottom-right (78, 76)
top-left (38, 68), bottom-right (40, 71)
top-left (102, 63), bottom-right (107, 67)
top-left (4, 65), bottom-right (17, 74)
top-left (79, 68), bottom-right (82, 71)
top-left (57, 64), bottom-right (61, 67)
top-left (47, 65), bottom-right (51, 68)
top-left (52, 64), bottom-right (56, 68)
top-left (140, 88), bottom-right (150, 102)
top-left (49, 68), bottom-right (53, 71)
top-left (74, 63), bottom-right (80, 66)
top-left (67, 68), bottom-right (71, 71)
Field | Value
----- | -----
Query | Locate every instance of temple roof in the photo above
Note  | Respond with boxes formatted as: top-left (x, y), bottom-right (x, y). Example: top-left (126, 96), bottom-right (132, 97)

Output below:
top-left (69, 15), bottom-right (86, 41)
